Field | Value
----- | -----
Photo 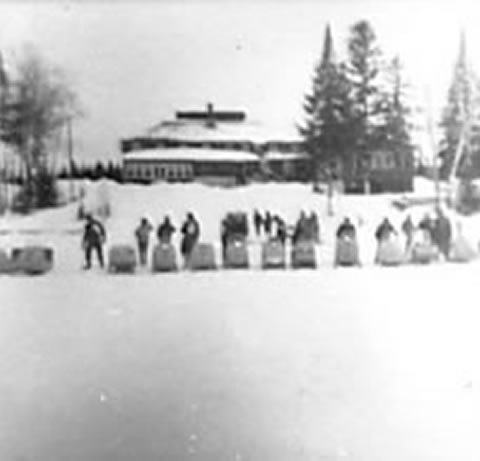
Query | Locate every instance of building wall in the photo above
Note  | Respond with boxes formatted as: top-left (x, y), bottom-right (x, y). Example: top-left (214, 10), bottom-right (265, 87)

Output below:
top-left (370, 169), bottom-right (414, 192)
top-left (369, 149), bottom-right (415, 192)
top-left (267, 159), bottom-right (311, 181)
top-left (123, 159), bottom-right (259, 184)
top-left (124, 160), bottom-right (194, 183)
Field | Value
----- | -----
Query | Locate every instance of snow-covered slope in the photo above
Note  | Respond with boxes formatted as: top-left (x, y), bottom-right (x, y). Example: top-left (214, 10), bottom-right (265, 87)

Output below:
top-left (2, 180), bottom-right (480, 461)
top-left (1, 177), bottom-right (479, 270)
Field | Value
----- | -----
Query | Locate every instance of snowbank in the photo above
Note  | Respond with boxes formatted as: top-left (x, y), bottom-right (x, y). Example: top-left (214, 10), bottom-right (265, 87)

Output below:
top-left (0, 176), bottom-right (479, 270)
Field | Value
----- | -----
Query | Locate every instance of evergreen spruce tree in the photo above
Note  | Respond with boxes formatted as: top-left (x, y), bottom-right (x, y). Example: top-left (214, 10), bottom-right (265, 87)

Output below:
top-left (106, 160), bottom-right (115, 180)
top-left (93, 161), bottom-right (105, 179)
top-left (346, 20), bottom-right (385, 188)
top-left (300, 24), bottom-right (353, 186)
top-left (378, 56), bottom-right (413, 167)
top-left (439, 32), bottom-right (480, 180)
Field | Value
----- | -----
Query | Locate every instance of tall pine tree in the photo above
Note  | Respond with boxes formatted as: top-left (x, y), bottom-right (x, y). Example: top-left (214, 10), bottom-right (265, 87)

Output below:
top-left (439, 32), bottom-right (480, 180)
top-left (378, 56), bottom-right (413, 166)
top-left (300, 24), bottom-right (353, 185)
top-left (346, 20), bottom-right (385, 186)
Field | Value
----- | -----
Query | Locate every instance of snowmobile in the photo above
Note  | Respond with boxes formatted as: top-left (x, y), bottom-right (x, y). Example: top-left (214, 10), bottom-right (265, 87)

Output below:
top-left (408, 230), bottom-right (439, 264)
top-left (261, 239), bottom-right (286, 269)
top-left (11, 246), bottom-right (54, 275)
top-left (221, 212), bottom-right (249, 269)
top-left (152, 243), bottom-right (178, 272)
top-left (449, 227), bottom-right (477, 262)
top-left (223, 238), bottom-right (249, 269)
top-left (108, 245), bottom-right (137, 273)
top-left (334, 235), bottom-right (360, 267)
top-left (0, 248), bottom-right (12, 274)
top-left (189, 243), bottom-right (217, 271)
top-left (291, 240), bottom-right (317, 269)
top-left (375, 235), bottom-right (404, 266)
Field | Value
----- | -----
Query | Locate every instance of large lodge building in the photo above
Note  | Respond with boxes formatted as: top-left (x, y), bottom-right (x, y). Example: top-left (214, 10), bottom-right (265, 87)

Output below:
top-left (121, 104), bottom-right (310, 186)
top-left (120, 104), bottom-right (414, 192)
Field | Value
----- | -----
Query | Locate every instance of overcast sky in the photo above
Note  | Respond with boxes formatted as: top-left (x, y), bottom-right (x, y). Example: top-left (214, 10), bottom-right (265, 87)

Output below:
top-left (0, 0), bottom-right (479, 164)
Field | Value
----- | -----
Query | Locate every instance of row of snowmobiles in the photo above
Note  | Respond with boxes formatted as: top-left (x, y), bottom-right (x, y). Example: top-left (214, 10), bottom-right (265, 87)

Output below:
top-left (97, 228), bottom-right (480, 273)
top-left (0, 227), bottom-right (476, 276)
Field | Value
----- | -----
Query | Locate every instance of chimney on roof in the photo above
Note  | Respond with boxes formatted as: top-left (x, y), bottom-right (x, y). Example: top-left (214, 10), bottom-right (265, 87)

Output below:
top-left (206, 102), bottom-right (216, 128)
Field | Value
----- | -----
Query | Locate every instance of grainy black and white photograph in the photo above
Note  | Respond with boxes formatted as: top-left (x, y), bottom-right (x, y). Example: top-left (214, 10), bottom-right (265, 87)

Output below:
top-left (1, 0), bottom-right (480, 460)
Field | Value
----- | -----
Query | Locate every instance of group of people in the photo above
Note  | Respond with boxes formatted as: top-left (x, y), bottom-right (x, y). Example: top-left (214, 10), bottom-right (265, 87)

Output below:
top-left (292, 211), bottom-right (320, 244)
top-left (253, 209), bottom-right (320, 246)
top-left (253, 209), bottom-right (288, 243)
top-left (81, 212), bottom-right (201, 269)
top-left (133, 213), bottom-right (201, 267)
top-left (407, 209), bottom-right (452, 258)
top-left (334, 207), bottom-right (455, 263)
top-left (81, 205), bottom-right (460, 270)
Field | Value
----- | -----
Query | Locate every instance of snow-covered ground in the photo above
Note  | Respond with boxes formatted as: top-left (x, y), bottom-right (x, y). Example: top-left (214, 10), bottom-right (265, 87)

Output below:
top-left (1, 178), bottom-right (480, 461)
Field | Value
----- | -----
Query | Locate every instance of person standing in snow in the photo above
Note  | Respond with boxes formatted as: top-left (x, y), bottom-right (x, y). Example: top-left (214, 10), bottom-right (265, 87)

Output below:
top-left (253, 209), bottom-right (263, 237)
top-left (157, 216), bottom-right (176, 244)
top-left (433, 208), bottom-right (452, 259)
top-left (375, 217), bottom-right (396, 242)
top-left (180, 212), bottom-right (200, 265)
top-left (219, 217), bottom-right (227, 257)
top-left (135, 217), bottom-right (153, 266)
top-left (292, 211), bottom-right (309, 245)
top-left (418, 212), bottom-right (435, 243)
top-left (82, 214), bottom-right (106, 269)
top-left (401, 214), bottom-right (415, 250)
top-left (336, 217), bottom-right (356, 240)
top-left (264, 211), bottom-right (272, 237)
top-left (274, 215), bottom-right (287, 245)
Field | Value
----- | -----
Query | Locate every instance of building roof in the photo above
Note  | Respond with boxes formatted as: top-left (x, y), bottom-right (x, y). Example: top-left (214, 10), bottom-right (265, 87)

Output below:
top-left (176, 109), bottom-right (246, 122)
top-left (123, 147), bottom-right (260, 163)
top-left (145, 119), bottom-right (302, 144)
top-left (264, 151), bottom-right (309, 161)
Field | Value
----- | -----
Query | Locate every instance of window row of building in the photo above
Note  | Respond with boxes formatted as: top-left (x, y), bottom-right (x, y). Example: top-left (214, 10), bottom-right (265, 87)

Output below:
top-left (124, 163), bottom-right (194, 182)
top-left (123, 161), bottom-right (261, 183)
top-left (370, 151), bottom-right (413, 171)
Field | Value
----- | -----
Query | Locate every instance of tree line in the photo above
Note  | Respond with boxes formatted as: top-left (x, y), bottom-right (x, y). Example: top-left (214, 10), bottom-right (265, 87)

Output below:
top-left (300, 20), bottom-right (480, 188)
top-left (57, 160), bottom-right (123, 182)
top-left (0, 47), bottom-right (78, 212)
top-left (438, 32), bottom-right (480, 181)
top-left (1, 23), bottom-right (479, 213)
top-left (299, 20), bottom-right (413, 190)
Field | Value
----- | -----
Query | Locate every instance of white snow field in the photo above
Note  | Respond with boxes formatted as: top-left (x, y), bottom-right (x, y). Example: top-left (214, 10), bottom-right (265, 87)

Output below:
top-left (2, 179), bottom-right (480, 461)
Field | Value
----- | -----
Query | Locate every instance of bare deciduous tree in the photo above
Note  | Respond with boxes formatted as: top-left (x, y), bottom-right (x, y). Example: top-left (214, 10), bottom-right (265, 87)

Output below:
top-left (1, 46), bottom-right (79, 210)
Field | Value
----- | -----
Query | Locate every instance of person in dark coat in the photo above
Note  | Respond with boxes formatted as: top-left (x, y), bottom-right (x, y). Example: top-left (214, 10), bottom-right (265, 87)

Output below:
top-left (82, 214), bottom-right (106, 269)
top-left (336, 217), bottom-right (356, 240)
top-left (180, 212), bottom-right (200, 264)
top-left (375, 217), bottom-right (396, 242)
top-left (253, 209), bottom-right (263, 237)
top-left (401, 214), bottom-right (415, 249)
top-left (264, 211), bottom-right (272, 237)
top-left (135, 217), bottom-right (153, 266)
top-left (310, 211), bottom-right (320, 242)
top-left (273, 215), bottom-right (287, 245)
top-left (157, 216), bottom-right (176, 244)
top-left (334, 217), bottom-right (360, 267)
top-left (220, 218), bottom-right (229, 257)
top-left (418, 212), bottom-right (434, 242)
top-left (292, 211), bottom-right (308, 245)
top-left (433, 209), bottom-right (452, 258)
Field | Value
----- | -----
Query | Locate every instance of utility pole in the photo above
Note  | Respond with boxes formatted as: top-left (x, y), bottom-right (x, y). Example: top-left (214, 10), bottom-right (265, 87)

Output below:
top-left (425, 88), bottom-right (441, 208)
